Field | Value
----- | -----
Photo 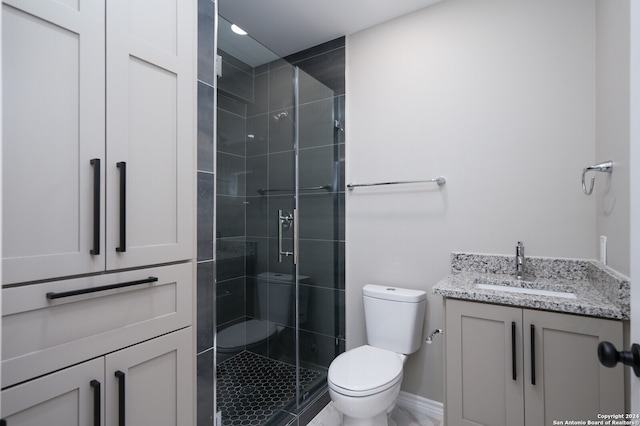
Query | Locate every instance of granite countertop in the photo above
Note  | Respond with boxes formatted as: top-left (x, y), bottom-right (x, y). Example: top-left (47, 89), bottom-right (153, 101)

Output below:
top-left (433, 253), bottom-right (630, 320)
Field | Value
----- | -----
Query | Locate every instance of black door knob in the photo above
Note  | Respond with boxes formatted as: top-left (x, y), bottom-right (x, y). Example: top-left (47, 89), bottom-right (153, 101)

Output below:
top-left (598, 341), bottom-right (640, 377)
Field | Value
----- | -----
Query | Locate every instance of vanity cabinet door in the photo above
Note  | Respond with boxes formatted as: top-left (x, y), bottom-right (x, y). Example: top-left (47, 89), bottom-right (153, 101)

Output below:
top-left (104, 327), bottom-right (193, 426)
top-left (445, 299), bottom-right (524, 426)
top-left (1, 329), bottom-right (192, 425)
top-left (523, 310), bottom-right (624, 425)
top-left (1, 357), bottom-right (104, 426)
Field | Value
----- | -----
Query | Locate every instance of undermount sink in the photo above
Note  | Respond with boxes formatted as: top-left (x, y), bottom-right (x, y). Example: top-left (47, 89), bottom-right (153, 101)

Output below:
top-left (473, 278), bottom-right (577, 299)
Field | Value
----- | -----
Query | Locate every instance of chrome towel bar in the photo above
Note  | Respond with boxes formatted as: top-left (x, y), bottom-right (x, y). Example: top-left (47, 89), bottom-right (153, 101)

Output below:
top-left (347, 176), bottom-right (446, 190)
top-left (582, 161), bottom-right (612, 196)
top-left (257, 185), bottom-right (332, 195)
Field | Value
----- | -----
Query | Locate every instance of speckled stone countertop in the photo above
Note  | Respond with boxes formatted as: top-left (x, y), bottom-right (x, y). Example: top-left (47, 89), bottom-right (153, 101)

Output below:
top-left (432, 252), bottom-right (630, 320)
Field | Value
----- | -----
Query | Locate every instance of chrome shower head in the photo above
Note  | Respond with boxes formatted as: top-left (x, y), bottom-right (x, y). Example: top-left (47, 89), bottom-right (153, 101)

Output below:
top-left (272, 111), bottom-right (289, 121)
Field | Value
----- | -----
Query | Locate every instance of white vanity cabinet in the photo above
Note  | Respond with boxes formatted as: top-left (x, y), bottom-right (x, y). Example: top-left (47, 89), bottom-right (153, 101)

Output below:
top-left (445, 299), bottom-right (624, 426)
top-left (1, 328), bottom-right (192, 426)
top-left (2, 0), bottom-right (195, 284)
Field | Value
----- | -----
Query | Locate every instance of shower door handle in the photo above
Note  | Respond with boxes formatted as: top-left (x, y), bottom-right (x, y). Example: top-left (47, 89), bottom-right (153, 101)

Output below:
top-left (293, 208), bottom-right (299, 265)
top-left (278, 209), bottom-right (295, 263)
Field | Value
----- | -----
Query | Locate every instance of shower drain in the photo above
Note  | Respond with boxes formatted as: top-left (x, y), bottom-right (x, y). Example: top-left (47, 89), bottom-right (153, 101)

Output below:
top-left (238, 385), bottom-right (256, 395)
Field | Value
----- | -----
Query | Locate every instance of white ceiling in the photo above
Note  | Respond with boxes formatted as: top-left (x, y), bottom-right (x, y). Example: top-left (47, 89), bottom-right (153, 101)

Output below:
top-left (218, 0), bottom-right (443, 58)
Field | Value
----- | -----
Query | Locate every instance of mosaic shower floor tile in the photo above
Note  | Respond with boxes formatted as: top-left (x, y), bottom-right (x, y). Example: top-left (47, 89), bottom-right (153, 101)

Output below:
top-left (217, 351), bottom-right (325, 426)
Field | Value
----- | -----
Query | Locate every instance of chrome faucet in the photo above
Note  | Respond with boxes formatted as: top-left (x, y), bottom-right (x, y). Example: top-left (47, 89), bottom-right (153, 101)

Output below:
top-left (515, 241), bottom-right (525, 279)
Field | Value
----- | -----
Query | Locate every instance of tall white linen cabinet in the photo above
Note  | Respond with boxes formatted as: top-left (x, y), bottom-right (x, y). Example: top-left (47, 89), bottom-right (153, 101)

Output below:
top-left (1, 0), bottom-right (197, 424)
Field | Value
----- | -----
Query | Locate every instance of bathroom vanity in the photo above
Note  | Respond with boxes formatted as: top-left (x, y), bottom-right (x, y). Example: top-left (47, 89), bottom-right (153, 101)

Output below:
top-left (434, 253), bottom-right (629, 426)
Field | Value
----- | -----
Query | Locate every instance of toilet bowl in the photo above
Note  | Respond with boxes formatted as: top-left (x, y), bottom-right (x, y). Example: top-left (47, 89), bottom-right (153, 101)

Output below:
top-left (327, 285), bottom-right (427, 426)
top-left (328, 345), bottom-right (405, 426)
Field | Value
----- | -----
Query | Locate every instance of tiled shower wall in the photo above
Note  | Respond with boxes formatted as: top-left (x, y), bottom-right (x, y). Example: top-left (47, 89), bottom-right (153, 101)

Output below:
top-left (197, 0), bottom-right (216, 424)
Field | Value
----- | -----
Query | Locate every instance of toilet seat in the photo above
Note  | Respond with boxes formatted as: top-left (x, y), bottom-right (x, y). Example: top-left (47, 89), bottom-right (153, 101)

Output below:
top-left (328, 345), bottom-right (403, 397)
top-left (217, 319), bottom-right (278, 352)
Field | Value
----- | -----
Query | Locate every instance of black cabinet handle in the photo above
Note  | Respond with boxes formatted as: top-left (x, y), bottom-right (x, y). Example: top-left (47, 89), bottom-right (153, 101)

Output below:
top-left (116, 162), bottom-right (126, 252)
top-left (115, 370), bottom-right (125, 426)
top-left (1, 419), bottom-right (7, 425)
top-left (90, 159), bottom-right (101, 255)
top-left (90, 379), bottom-right (101, 426)
top-left (530, 324), bottom-right (536, 385)
top-left (46, 277), bottom-right (158, 300)
top-left (511, 321), bottom-right (517, 381)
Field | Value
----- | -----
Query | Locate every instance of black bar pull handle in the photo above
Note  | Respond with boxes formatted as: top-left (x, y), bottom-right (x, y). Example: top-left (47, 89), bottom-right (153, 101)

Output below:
top-left (90, 379), bottom-right (101, 426)
top-left (511, 321), bottom-right (517, 381)
top-left (0, 419), bottom-right (6, 425)
top-left (530, 324), bottom-right (536, 385)
top-left (116, 162), bottom-right (126, 252)
top-left (46, 277), bottom-right (158, 300)
top-left (115, 370), bottom-right (125, 426)
top-left (90, 159), bottom-right (101, 255)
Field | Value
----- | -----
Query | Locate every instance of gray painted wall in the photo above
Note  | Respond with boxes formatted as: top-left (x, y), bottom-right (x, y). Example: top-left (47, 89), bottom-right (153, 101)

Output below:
top-left (595, 0), bottom-right (630, 277)
top-left (346, 0), bottom-right (609, 403)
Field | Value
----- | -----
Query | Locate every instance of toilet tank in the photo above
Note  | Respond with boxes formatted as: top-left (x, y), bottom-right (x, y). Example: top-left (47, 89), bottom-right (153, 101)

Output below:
top-left (363, 284), bottom-right (427, 354)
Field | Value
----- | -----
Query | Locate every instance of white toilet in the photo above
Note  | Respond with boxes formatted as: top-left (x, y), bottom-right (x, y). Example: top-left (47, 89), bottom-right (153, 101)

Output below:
top-left (328, 284), bottom-right (427, 426)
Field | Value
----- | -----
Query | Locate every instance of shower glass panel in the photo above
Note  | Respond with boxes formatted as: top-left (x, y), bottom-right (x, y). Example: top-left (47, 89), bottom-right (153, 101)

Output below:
top-left (215, 16), bottom-right (343, 426)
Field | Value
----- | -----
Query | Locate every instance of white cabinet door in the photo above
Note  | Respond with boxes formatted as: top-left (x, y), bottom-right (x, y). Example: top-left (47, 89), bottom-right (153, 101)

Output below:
top-left (104, 328), bottom-right (193, 426)
top-left (105, 0), bottom-right (195, 270)
top-left (1, 329), bottom-right (192, 425)
top-left (1, 357), bottom-right (104, 426)
top-left (445, 299), bottom-right (524, 426)
top-left (523, 309), bottom-right (624, 425)
top-left (2, 0), bottom-right (106, 284)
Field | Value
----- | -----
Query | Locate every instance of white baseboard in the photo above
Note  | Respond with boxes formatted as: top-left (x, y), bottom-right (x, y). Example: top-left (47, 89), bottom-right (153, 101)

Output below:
top-left (396, 391), bottom-right (444, 422)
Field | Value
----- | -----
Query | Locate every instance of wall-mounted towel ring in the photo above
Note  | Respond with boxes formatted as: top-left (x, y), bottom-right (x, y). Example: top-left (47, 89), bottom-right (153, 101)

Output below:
top-left (582, 161), bottom-right (613, 195)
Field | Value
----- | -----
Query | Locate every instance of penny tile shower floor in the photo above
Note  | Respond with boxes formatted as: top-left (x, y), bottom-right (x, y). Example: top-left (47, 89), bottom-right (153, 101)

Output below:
top-left (217, 351), bottom-right (324, 426)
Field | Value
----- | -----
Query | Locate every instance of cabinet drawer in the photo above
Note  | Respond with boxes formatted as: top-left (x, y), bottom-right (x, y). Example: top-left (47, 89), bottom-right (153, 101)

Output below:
top-left (2, 262), bottom-right (193, 388)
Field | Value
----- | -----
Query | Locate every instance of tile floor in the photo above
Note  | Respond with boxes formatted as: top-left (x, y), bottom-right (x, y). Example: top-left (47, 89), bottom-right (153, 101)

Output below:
top-left (216, 351), bottom-right (325, 426)
top-left (308, 403), bottom-right (442, 426)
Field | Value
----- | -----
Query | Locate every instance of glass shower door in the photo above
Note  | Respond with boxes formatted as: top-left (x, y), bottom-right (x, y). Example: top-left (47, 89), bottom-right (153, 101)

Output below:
top-left (215, 20), bottom-right (344, 424)
top-left (294, 66), bottom-right (344, 409)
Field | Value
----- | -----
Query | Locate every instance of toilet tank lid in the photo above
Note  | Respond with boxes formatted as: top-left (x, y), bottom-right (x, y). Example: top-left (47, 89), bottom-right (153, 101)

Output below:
top-left (363, 284), bottom-right (426, 303)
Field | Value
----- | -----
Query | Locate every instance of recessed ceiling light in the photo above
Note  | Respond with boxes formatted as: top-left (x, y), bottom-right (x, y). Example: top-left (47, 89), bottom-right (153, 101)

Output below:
top-left (231, 24), bottom-right (247, 36)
